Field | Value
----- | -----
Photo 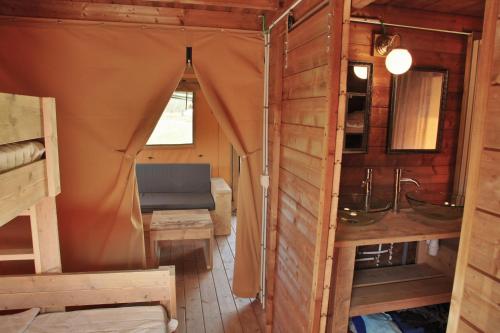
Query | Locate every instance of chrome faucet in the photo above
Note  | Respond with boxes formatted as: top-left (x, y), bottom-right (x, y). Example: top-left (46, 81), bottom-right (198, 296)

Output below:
top-left (361, 168), bottom-right (373, 211)
top-left (393, 168), bottom-right (420, 213)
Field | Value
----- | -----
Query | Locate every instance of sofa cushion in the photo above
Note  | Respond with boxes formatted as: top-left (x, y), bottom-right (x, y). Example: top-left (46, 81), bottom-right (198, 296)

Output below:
top-left (136, 163), bottom-right (211, 193)
top-left (139, 192), bottom-right (216, 213)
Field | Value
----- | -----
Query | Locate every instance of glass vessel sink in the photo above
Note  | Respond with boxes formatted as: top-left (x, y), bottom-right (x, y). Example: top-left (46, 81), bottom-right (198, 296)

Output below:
top-left (338, 193), bottom-right (392, 226)
top-left (406, 190), bottom-right (465, 220)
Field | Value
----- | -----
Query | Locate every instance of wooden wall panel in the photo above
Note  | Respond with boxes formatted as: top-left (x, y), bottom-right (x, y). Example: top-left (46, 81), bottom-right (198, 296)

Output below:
top-left (266, 3), bottom-right (341, 332)
top-left (448, 1), bottom-right (500, 331)
top-left (341, 22), bottom-right (468, 208)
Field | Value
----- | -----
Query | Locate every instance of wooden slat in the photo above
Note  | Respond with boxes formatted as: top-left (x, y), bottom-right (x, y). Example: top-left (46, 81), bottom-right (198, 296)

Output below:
top-left (476, 150), bottom-right (500, 213)
top-left (0, 93), bottom-right (43, 145)
top-left (148, 0), bottom-right (277, 10)
top-left (0, 248), bottom-right (34, 261)
top-left (0, 267), bottom-right (175, 312)
top-left (278, 168), bottom-right (320, 218)
top-left (286, 5), bottom-right (330, 52)
top-left (353, 264), bottom-right (444, 288)
top-left (280, 123), bottom-right (324, 158)
top-left (351, 4), bottom-right (483, 33)
top-left (281, 97), bottom-right (327, 128)
top-left (350, 276), bottom-right (453, 316)
top-left (280, 146), bottom-right (322, 188)
top-left (460, 266), bottom-right (500, 332)
top-left (285, 33), bottom-right (328, 77)
top-left (0, 160), bottom-right (48, 227)
top-left (467, 210), bottom-right (500, 279)
top-left (282, 66), bottom-right (328, 100)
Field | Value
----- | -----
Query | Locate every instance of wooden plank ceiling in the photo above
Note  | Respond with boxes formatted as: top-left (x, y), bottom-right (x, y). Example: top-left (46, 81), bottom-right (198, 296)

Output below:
top-left (0, 0), bottom-right (281, 30)
top-left (357, 0), bottom-right (485, 17)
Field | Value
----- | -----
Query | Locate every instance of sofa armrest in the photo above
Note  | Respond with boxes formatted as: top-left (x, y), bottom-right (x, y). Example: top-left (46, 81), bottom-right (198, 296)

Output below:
top-left (211, 177), bottom-right (231, 195)
top-left (210, 178), bottom-right (232, 236)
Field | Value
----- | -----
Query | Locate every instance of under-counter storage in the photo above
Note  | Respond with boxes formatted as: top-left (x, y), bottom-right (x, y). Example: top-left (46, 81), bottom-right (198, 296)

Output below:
top-left (350, 264), bottom-right (453, 316)
top-left (328, 210), bottom-right (461, 333)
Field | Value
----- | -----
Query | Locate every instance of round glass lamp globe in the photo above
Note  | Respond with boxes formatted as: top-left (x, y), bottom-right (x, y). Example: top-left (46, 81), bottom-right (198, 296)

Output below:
top-left (385, 48), bottom-right (412, 75)
top-left (353, 65), bottom-right (368, 79)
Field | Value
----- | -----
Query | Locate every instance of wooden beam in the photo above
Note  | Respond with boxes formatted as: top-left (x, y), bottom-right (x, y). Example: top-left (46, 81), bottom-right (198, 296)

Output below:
top-left (0, 267), bottom-right (176, 318)
top-left (351, 0), bottom-right (376, 9)
top-left (0, 0), bottom-right (262, 31)
top-left (146, 0), bottom-right (278, 10)
top-left (352, 4), bottom-right (483, 33)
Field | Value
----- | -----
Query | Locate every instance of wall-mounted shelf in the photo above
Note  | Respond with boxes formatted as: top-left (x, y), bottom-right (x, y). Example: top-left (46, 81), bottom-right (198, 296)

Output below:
top-left (350, 264), bottom-right (453, 316)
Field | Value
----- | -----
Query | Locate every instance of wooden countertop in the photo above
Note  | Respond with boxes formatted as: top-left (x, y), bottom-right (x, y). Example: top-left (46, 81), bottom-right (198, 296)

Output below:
top-left (335, 209), bottom-right (462, 247)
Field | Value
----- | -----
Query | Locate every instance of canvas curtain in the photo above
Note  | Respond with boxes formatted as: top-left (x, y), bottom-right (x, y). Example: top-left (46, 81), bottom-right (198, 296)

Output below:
top-left (0, 21), bottom-right (186, 271)
top-left (191, 32), bottom-right (264, 297)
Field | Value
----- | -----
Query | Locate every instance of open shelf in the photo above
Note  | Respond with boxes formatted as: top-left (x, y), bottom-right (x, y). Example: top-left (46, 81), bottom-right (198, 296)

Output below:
top-left (350, 264), bottom-right (453, 316)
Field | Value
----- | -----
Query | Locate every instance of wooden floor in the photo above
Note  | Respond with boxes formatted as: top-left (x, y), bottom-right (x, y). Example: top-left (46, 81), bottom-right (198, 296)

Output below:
top-left (155, 217), bottom-right (265, 333)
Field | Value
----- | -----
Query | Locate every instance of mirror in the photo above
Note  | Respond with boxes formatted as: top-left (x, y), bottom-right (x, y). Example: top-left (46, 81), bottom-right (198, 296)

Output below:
top-left (344, 62), bottom-right (372, 153)
top-left (388, 68), bottom-right (448, 153)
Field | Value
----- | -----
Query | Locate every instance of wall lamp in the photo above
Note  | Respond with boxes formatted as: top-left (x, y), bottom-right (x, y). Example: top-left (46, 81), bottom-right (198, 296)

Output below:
top-left (374, 24), bottom-right (412, 75)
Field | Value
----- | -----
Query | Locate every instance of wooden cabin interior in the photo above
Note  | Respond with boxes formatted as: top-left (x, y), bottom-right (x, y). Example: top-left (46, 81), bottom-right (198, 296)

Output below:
top-left (0, 0), bottom-right (498, 332)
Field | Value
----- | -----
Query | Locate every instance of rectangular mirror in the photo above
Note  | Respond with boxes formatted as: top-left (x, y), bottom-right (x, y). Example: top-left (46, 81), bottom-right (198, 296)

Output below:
top-left (388, 68), bottom-right (448, 153)
top-left (344, 62), bottom-right (372, 153)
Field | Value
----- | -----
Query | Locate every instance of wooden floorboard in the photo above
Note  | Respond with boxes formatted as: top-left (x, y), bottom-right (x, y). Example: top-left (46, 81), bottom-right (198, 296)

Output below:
top-left (158, 216), bottom-right (264, 333)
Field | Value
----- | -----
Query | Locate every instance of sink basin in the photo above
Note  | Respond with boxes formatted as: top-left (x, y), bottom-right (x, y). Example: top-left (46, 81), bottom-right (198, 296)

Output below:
top-left (406, 190), bottom-right (465, 220)
top-left (338, 193), bottom-right (392, 226)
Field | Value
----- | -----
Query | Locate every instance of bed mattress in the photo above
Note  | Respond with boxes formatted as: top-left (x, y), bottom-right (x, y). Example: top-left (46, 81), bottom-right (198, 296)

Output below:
top-left (1, 306), bottom-right (177, 333)
top-left (0, 141), bottom-right (45, 174)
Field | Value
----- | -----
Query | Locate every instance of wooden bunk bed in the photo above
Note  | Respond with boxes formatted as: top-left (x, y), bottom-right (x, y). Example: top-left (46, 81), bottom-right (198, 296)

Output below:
top-left (0, 267), bottom-right (178, 332)
top-left (0, 92), bottom-right (178, 332)
top-left (0, 92), bottom-right (62, 274)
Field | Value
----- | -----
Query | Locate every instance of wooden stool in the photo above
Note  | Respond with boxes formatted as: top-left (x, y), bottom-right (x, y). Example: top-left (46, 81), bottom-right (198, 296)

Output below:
top-left (149, 209), bottom-right (214, 269)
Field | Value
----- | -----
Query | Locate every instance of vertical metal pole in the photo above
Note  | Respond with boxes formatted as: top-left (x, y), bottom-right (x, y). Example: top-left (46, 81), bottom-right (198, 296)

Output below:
top-left (260, 28), bottom-right (271, 309)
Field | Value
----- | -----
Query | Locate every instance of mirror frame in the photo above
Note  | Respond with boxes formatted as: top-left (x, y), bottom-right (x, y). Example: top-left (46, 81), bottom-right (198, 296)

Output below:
top-left (344, 61), bottom-right (373, 154)
top-left (387, 67), bottom-right (449, 154)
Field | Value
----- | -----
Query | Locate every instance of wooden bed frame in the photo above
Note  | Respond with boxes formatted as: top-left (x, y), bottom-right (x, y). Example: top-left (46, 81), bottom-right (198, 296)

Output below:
top-left (0, 92), bottom-right (60, 225)
top-left (0, 266), bottom-right (177, 319)
top-left (0, 92), bottom-right (61, 274)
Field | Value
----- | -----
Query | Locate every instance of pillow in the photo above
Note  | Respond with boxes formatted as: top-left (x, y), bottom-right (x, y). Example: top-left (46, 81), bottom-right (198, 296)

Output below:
top-left (0, 308), bottom-right (40, 333)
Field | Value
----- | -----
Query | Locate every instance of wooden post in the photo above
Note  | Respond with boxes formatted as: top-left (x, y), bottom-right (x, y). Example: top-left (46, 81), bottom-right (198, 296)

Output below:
top-left (30, 196), bottom-right (62, 274)
top-left (41, 97), bottom-right (61, 197)
top-left (327, 247), bottom-right (356, 333)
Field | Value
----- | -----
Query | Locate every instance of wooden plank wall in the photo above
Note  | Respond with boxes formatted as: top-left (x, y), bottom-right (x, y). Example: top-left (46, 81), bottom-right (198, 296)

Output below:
top-left (266, 2), bottom-right (339, 332)
top-left (339, 18), bottom-right (470, 269)
top-left (341, 22), bottom-right (468, 204)
top-left (447, 0), bottom-right (500, 331)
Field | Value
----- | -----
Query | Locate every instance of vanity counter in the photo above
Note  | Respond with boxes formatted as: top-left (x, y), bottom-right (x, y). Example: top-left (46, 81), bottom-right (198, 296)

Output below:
top-left (328, 209), bottom-right (461, 332)
top-left (335, 209), bottom-right (462, 247)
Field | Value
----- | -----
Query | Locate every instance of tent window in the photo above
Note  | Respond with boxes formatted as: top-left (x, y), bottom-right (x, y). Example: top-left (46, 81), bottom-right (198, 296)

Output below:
top-left (147, 91), bottom-right (195, 146)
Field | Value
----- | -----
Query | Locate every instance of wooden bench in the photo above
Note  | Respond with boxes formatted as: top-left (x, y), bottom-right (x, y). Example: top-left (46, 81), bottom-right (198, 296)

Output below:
top-left (149, 209), bottom-right (214, 269)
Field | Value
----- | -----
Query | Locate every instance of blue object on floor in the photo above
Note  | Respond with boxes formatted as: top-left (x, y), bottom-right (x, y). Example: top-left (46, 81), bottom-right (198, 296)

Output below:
top-left (389, 313), bottom-right (425, 333)
top-left (352, 316), bottom-right (366, 333)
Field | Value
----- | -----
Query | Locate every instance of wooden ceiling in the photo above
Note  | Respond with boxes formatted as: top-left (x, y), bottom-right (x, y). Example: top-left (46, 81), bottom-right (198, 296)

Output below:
top-left (0, 0), bottom-right (281, 30)
top-left (358, 0), bottom-right (485, 17)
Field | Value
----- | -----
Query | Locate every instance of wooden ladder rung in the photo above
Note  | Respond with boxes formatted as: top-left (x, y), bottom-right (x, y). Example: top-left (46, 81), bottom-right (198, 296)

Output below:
top-left (0, 248), bottom-right (35, 261)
